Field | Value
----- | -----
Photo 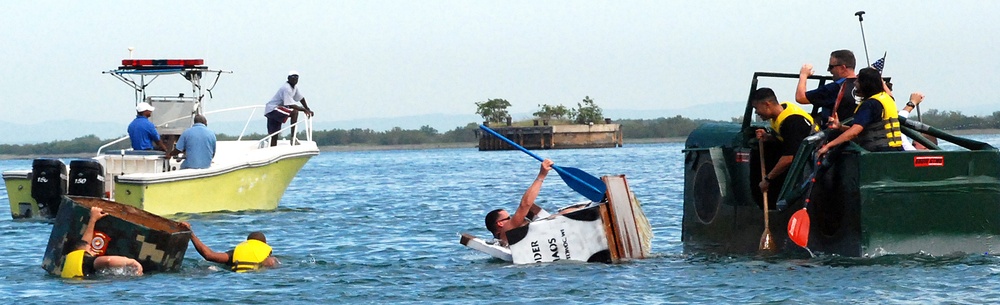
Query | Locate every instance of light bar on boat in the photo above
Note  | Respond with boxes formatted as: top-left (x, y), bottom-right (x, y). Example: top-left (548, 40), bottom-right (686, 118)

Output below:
top-left (121, 59), bottom-right (205, 67)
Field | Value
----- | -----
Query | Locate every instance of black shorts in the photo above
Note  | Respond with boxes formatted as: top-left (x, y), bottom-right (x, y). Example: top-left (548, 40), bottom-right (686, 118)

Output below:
top-left (265, 110), bottom-right (287, 135)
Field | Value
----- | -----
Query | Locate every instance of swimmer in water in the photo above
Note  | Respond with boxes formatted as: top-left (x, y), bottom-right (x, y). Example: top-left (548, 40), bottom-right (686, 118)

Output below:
top-left (180, 222), bottom-right (279, 272)
top-left (61, 207), bottom-right (144, 278)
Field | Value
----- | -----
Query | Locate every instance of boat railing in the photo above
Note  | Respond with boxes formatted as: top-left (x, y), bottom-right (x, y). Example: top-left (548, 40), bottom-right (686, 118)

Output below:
top-left (256, 112), bottom-right (314, 149)
top-left (201, 105), bottom-right (313, 147)
top-left (97, 105), bottom-right (314, 155)
top-left (97, 137), bottom-right (133, 156)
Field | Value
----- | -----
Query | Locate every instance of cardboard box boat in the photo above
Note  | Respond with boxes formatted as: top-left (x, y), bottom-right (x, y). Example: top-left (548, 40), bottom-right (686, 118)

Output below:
top-left (460, 175), bottom-right (652, 264)
top-left (41, 196), bottom-right (191, 275)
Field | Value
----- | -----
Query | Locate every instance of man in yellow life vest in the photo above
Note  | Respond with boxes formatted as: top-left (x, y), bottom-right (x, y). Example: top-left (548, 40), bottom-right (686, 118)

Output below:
top-left (61, 207), bottom-right (144, 278)
top-left (180, 222), bottom-right (279, 272)
top-left (751, 87), bottom-right (819, 196)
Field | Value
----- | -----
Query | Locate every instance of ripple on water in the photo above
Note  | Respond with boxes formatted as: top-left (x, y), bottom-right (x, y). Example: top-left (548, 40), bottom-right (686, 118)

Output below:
top-left (3, 138), bottom-right (1000, 303)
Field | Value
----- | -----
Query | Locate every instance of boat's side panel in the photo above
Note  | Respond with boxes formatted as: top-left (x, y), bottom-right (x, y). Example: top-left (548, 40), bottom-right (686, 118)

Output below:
top-left (3, 171), bottom-right (40, 219)
top-left (858, 150), bottom-right (1000, 256)
top-left (800, 152), bottom-right (863, 256)
top-left (681, 145), bottom-right (778, 254)
top-left (113, 156), bottom-right (312, 215)
top-left (506, 205), bottom-right (612, 264)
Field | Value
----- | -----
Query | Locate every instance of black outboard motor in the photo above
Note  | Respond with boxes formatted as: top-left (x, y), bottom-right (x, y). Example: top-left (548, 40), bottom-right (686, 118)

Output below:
top-left (31, 158), bottom-right (67, 217)
top-left (68, 159), bottom-right (105, 198)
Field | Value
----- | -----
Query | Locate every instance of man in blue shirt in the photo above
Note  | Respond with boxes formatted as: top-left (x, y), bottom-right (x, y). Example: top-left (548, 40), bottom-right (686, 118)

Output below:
top-left (127, 102), bottom-right (169, 151)
top-left (168, 114), bottom-right (217, 169)
top-left (794, 49), bottom-right (859, 127)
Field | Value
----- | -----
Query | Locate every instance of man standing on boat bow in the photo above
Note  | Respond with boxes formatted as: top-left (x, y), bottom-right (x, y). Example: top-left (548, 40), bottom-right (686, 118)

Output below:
top-left (265, 70), bottom-right (314, 147)
top-left (128, 102), bottom-right (169, 151)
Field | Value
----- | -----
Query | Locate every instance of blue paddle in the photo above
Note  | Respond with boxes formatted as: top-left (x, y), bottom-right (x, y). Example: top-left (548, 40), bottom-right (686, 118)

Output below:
top-left (479, 125), bottom-right (607, 202)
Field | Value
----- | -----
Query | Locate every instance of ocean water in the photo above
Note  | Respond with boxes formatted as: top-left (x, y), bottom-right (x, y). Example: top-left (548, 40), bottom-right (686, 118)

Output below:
top-left (2, 135), bottom-right (1000, 304)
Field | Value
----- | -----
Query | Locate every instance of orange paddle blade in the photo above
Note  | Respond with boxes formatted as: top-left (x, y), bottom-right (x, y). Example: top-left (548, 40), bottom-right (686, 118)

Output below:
top-left (787, 208), bottom-right (811, 248)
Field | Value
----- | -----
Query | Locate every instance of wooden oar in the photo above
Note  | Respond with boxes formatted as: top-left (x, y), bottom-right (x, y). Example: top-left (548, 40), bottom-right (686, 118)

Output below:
top-left (758, 143), bottom-right (776, 252)
top-left (479, 125), bottom-right (607, 202)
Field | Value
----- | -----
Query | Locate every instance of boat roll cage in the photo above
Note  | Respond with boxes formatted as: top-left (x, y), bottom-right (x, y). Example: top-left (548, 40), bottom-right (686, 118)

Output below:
top-left (742, 72), bottom-right (996, 152)
top-left (96, 60), bottom-right (313, 155)
top-left (104, 66), bottom-right (232, 112)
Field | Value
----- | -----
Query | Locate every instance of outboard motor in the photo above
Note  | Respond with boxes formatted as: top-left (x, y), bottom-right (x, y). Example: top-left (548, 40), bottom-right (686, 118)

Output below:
top-left (31, 158), bottom-right (67, 217)
top-left (68, 159), bottom-right (105, 198)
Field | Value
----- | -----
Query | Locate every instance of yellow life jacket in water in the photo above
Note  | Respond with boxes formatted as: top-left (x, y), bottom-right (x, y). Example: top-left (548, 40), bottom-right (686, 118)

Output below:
top-left (769, 102), bottom-right (818, 142)
top-left (61, 249), bottom-right (86, 278)
top-left (854, 92), bottom-right (903, 151)
top-left (231, 239), bottom-right (272, 273)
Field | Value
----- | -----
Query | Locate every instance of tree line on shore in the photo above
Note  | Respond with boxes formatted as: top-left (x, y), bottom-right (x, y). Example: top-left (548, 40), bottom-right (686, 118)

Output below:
top-left (2, 110), bottom-right (999, 155)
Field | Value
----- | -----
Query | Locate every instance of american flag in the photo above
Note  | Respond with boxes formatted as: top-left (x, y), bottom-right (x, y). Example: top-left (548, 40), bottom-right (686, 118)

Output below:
top-left (872, 52), bottom-right (886, 73)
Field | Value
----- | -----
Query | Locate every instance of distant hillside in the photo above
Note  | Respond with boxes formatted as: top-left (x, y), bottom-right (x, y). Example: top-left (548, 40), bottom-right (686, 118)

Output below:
top-left (2, 101), bottom-right (995, 144)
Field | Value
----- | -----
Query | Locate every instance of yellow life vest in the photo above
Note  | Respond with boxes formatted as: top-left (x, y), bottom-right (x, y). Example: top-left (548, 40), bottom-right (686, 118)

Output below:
top-left (61, 249), bottom-right (86, 278)
top-left (769, 102), bottom-right (818, 142)
top-left (231, 239), bottom-right (272, 273)
top-left (854, 92), bottom-right (903, 151)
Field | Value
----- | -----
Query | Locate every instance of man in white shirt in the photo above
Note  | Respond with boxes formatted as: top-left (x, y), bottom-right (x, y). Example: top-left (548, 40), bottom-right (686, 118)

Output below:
top-left (899, 92), bottom-right (924, 151)
top-left (264, 70), bottom-right (314, 147)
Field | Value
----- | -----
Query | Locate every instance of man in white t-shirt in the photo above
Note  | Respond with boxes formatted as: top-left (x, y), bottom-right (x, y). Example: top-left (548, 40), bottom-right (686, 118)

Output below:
top-left (264, 70), bottom-right (314, 147)
top-left (899, 92), bottom-right (924, 151)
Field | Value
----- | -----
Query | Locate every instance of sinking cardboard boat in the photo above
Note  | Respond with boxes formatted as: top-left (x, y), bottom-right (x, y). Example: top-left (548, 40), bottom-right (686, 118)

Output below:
top-left (41, 196), bottom-right (191, 275)
top-left (460, 175), bottom-right (652, 264)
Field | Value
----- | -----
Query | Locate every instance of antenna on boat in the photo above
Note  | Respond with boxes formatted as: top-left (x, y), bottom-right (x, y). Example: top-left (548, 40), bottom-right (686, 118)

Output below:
top-left (128, 47), bottom-right (135, 59)
top-left (854, 11), bottom-right (871, 66)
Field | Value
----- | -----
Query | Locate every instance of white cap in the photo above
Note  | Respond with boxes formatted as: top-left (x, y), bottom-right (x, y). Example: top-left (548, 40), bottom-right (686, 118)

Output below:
top-left (136, 102), bottom-right (155, 112)
top-left (288, 70), bottom-right (300, 76)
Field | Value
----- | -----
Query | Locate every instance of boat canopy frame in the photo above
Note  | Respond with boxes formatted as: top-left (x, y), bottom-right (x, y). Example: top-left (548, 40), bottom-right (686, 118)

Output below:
top-left (742, 72), bottom-right (998, 208)
top-left (95, 64), bottom-right (313, 156)
top-left (103, 66), bottom-right (233, 113)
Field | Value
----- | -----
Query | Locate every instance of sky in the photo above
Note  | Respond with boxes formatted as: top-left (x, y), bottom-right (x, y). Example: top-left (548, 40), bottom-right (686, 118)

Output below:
top-left (2, 1), bottom-right (999, 140)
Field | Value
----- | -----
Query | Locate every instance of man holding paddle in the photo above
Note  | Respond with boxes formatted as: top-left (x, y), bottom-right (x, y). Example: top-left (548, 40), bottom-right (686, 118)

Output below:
top-left (752, 88), bottom-right (818, 195)
top-left (484, 159), bottom-right (556, 246)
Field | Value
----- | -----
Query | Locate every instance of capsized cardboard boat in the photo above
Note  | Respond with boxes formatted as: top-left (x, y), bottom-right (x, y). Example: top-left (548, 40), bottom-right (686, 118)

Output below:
top-left (461, 175), bottom-right (653, 264)
top-left (41, 196), bottom-right (191, 276)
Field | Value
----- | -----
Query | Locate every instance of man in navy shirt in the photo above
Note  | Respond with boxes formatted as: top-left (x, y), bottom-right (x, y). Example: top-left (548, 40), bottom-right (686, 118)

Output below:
top-left (794, 50), bottom-right (859, 127)
top-left (127, 102), bottom-right (169, 151)
top-left (168, 114), bottom-right (216, 169)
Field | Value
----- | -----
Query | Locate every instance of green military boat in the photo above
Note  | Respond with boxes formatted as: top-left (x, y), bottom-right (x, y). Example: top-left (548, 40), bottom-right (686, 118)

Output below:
top-left (682, 72), bottom-right (1000, 257)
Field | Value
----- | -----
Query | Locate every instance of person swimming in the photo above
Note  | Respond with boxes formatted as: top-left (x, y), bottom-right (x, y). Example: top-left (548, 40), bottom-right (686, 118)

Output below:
top-left (61, 207), bottom-right (144, 278)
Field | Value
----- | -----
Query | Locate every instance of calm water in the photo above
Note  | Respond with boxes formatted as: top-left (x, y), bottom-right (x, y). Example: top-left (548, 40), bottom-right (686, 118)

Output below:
top-left (3, 136), bottom-right (1000, 304)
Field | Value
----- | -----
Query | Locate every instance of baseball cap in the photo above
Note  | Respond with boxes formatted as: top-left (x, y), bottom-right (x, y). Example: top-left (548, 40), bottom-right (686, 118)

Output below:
top-left (288, 70), bottom-right (300, 76)
top-left (136, 102), bottom-right (155, 112)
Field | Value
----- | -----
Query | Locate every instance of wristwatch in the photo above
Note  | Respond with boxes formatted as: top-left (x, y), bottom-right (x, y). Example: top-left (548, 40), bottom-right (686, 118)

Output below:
top-left (906, 101), bottom-right (916, 107)
top-left (763, 176), bottom-right (772, 182)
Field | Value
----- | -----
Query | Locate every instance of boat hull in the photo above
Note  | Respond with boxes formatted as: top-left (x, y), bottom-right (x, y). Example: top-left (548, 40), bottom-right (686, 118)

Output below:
top-left (3, 171), bottom-right (41, 219)
top-left (682, 122), bottom-right (1000, 257)
top-left (113, 154), bottom-right (313, 215)
top-left (4, 141), bottom-right (318, 219)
